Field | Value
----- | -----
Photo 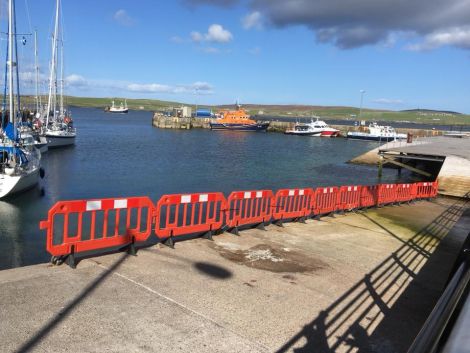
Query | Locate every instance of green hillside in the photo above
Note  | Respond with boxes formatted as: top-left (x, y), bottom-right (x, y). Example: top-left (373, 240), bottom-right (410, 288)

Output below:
top-left (18, 95), bottom-right (470, 126)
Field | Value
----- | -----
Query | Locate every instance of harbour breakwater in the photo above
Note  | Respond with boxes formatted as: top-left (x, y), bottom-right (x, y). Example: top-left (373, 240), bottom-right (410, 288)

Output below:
top-left (152, 113), bottom-right (444, 136)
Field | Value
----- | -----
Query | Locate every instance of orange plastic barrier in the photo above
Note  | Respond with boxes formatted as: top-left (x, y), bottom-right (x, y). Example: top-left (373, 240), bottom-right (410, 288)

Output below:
top-left (154, 192), bottom-right (226, 242)
top-left (226, 190), bottom-right (274, 230)
top-left (273, 188), bottom-right (314, 221)
top-left (431, 181), bottom-right (439, 197)
top-left (360, 185), bottom-right (379, 208)
top-left (39, 197), bottom-right (155, 259)
top-left (396, 183), bottom-right (415, 202)
top-left (378, 184), bottom-right (398, 205)
top-left (416, 181), bottom-right (438, 199)
top-left (338, 185), bottom-right (362, 211)
top-left (314, 186), bottom-right (339, 215)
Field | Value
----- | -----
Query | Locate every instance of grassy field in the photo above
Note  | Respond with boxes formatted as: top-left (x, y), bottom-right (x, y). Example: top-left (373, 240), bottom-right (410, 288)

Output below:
top-left (20, 95), bottom-right (470, 126)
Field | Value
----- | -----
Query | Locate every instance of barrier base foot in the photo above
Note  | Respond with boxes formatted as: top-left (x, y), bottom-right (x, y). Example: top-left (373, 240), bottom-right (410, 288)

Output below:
top-left (163, 237), bottom-right (175, 249)
top-left (51, 256), bottom-right (65, 266)
top-left (202, 230), bottom-right (213, 241)
top-left (297, 217), bottom-right (306, 224)
top-left (328, 212), bottom-right (335, 218)
top-left (275, 220), bottom-right (284, 227)
top-left (256, 222), bottom-right (266, 231)
top-left (65, 253), bottom-right (78, 269)
top-left (127, 241), bottom-right (137, 256)
top-left (313, 215), bottom-right (321, 221)
top-left (229, 227), bottom-right (240, 236)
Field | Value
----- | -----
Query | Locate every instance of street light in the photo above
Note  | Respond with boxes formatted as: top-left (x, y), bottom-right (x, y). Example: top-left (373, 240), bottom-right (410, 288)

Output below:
top-left (194, 87), bottom-right (199, 117)
top-left (359, 90), bottom-right (366, 119)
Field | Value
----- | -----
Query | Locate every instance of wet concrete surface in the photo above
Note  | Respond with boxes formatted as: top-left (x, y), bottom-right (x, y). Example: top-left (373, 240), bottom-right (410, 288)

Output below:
top-left (1, 197), bottom-right (468, 353)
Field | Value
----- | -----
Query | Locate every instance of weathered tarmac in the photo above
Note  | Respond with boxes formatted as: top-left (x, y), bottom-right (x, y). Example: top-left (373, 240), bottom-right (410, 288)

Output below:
top-left (1, 198), bottom-right (469, 353)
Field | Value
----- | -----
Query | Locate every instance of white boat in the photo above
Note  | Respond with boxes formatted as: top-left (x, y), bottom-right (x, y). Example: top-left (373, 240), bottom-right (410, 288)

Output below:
top-left (42, 0), bottom-right (76, 149)
top-left (0, 0), bottom-right (41, 199)
top-left (45, 125), bottom-right (76, 148)
top-left (347, 122), bottom-right (407, 141)
top-left (20, 132), bottom-right (48, 153)
top-left (285, 118), bottom-right (340, 137)
top-left (107, 100), bottom-right (129, 113)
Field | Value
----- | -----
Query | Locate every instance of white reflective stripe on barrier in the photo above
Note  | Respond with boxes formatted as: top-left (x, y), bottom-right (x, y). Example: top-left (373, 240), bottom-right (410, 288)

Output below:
top-left (86, 200), bottom-right (102, 211)
top-left (181, 195), bottom-right (191, 203)
top-left (114, 199), bottom-right (127, 209)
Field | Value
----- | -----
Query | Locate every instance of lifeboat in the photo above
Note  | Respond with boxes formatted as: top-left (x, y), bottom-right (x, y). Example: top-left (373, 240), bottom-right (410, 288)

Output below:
top-left (210, 103), bottom-right (269, 132)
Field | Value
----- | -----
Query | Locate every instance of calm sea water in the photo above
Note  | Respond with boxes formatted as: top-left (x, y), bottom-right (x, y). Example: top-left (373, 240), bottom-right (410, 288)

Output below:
top-left (0, 108), bottom-right (417, 270)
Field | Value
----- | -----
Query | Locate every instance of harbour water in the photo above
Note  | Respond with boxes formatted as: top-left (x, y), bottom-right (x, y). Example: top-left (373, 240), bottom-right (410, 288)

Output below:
top-left (0, 108), bottom-right (417, 270)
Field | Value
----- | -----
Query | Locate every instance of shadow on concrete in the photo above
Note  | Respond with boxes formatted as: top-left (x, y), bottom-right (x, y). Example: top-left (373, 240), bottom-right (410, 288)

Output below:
top-left (14, 253), bottom-right (129, 353)
top-left (275, 198), bottom-right (469, 353)
top-left (194, 262), bottom-right (233, 279)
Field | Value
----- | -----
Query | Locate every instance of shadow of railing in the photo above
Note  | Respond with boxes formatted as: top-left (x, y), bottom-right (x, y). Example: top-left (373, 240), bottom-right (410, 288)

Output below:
top-left (275, 197), bottom-right (469, 353)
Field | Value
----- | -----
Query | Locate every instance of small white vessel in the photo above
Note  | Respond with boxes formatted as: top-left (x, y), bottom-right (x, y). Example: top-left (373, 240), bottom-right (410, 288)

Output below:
top-left (42, 0), bottom-right (76, 149)
top-left (347, 122), bottom-right (407, 141)
top-left (285, 118), bottom-right (340, 137)
top-left (0, 0), bottom-right (42, 199)
top-left (107, 100), bottom-right (129, 113)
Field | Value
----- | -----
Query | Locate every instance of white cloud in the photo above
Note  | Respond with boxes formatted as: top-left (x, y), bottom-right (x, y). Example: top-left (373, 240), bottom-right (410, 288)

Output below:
top-left (206, 24), bottom-right (233, 42)
top-left (170, 35), bottom-right (185, 43)
top-left (248, 46), bottom-right (261, 55)
top-left (190, 31), bottom-right (205, 42)
top-left (407, 26), bottom-right (470, 51)
top-left (203, 47), bottom-right (221, 54)
top-left (66, 74), bottom-right (88, 87)
top-left (242, 11), bottom-right (262, 30)
top-left (372, 98), bottom-right (404, 105)
top-left (191, 24), bottom-right (233, 43)
top-left (62, 74), bottom-right (214, 95)
top-left (113, 9), bottom-right (135, 26)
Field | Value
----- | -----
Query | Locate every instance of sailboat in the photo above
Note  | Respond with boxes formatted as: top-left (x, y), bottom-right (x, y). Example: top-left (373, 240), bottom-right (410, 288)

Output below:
top-left (0, 0), bottom-right (41, 198)
top-left (42, 0), bottom-right (76, 148)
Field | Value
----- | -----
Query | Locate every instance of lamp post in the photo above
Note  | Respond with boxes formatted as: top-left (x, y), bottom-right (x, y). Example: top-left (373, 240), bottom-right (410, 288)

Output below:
top-left (359, 90), bottom-right (366, 119)
top-left (194, 87), bottom-right (199, 118)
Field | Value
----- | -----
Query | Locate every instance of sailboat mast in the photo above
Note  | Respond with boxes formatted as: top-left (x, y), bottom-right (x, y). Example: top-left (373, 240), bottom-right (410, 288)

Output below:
top-left (59, 38), bottom-right (64, 117)
top-left (8, 0), bottom-right (15, 137)
top-left (34, 30), bottom-right (41, 113)
top-left (46, 0), bottom-right (60, 127)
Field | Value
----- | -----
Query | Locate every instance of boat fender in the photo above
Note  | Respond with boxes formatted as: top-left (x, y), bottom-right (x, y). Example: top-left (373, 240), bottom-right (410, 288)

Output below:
top-left (40, 167), bottom-right (45, 179)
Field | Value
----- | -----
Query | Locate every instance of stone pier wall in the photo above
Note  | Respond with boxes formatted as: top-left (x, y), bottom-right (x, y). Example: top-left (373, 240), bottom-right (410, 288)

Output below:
top-left (152, 113), bottom-right (445, 137)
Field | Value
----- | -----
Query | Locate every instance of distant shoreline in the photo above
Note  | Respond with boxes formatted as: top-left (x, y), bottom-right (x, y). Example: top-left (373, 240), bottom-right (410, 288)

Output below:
top-left (19, 95), bottom-right (467, 126)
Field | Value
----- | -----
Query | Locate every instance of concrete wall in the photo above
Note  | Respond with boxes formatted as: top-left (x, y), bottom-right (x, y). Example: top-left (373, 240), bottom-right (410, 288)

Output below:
top-left (152, 113), bottom-right (443, 137)
top-left (437, 155), bottom-right (470, 198)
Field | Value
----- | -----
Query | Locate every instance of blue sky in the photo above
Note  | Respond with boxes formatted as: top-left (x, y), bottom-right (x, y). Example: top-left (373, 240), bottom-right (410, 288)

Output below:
top-left (7, 0), bottom-right (470, 112)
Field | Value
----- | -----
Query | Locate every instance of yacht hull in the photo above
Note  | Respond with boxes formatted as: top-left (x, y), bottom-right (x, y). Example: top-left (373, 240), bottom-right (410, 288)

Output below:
top-left (45, 134), bottom-right (76, 148)
top-left (210, 122), bottom-right (269, 131)
top-left (347, 132), bottom-right (406, 142)
top-left (0, 167), bottom-right (39, 198)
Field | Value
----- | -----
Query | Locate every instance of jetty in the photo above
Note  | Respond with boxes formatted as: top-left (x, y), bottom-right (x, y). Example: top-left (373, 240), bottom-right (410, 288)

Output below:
top-left (351, 136), bottom-right (470, 198)
top-left (152, 114), bottom-right (444, 135)
top-left (1, 198), bottom-right (469, 353)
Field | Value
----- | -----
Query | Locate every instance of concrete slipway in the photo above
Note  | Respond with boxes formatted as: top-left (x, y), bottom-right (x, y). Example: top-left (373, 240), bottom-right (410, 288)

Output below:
top-left (1, 198), bottom-right (469, 353)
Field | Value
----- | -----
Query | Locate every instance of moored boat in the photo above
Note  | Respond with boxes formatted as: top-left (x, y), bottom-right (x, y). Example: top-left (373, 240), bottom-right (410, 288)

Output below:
top-left (41, 0), bottom-right (76, 149)
top-left (106, 100), bottom-right (129, 113)
top-left (285, 118), bottom-right (340, 137)
top-left (210, 103), bottom-right (269, 131)
top-left (347, 122), bottom-right (407, 141)
top-left (0, 0), bottom-right (41, 199)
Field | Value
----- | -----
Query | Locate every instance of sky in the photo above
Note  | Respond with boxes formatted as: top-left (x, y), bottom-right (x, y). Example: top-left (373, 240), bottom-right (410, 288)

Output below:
top-left (3, 0), bottom-right (470, 112)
